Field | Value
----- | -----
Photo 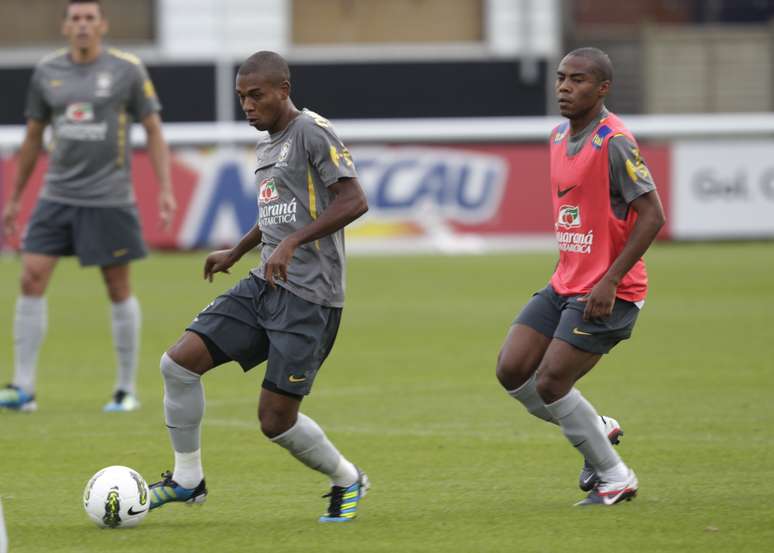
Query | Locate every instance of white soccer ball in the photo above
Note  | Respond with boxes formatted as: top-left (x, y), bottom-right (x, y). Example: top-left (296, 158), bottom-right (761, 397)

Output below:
top-left (83, 465), bottom-right (150, 529)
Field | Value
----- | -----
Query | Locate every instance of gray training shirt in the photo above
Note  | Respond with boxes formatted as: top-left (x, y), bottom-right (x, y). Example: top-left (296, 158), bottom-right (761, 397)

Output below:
top-left (25, 48), bottom-right (161, 206)
top-left (565, 107), bottom-right (656, 219)
top-left (251, 109), bottom-right (358, 308)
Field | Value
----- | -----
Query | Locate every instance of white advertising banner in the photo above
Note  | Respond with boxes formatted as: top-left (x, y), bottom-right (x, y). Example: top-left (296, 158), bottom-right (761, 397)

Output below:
top-left (673, 140), bottom-right (774, 238)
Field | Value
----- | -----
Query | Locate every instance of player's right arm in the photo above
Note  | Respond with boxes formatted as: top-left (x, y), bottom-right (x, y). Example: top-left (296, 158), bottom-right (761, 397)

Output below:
top-left (203, 222), bottom-right (263, 282)
top-left (2, 118), bottom-right (47, 237)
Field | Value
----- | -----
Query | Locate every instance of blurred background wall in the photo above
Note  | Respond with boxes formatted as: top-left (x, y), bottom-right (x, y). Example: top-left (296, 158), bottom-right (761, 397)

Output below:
top-left (1, 0), bottom-right (773, 250)
top-left (2, 0), bottom-right (773, 123)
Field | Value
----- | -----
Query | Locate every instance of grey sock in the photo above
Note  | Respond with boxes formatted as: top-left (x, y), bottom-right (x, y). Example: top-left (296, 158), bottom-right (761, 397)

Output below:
top-left (111, 296), bottom-right (140, 394)
top-left (13, 295), bottom-right (47, 395)
top-left (507, 372), bottom-right (558, 424)
top-left (545, 389), bottom-right (621, 472)
top-left (271, 413), bottom-right (343, 476)
top-left (161, 353), bottom-right (204, 453)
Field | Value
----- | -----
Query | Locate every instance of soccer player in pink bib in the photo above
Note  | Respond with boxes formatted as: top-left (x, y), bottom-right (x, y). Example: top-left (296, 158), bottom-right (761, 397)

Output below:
top-left (495, 47), bottom-right (665, 506)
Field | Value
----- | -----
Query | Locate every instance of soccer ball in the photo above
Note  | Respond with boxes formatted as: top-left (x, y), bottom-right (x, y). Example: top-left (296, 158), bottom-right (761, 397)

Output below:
top-left (83, 466), bottom-right (150, 528)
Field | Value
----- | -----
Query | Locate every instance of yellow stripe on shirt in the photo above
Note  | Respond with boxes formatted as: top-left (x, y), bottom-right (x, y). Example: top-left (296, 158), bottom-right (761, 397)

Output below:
top-left (307, 164), bottom-right (320, 250)
top-left (117, 109), bottom-right (127, 167)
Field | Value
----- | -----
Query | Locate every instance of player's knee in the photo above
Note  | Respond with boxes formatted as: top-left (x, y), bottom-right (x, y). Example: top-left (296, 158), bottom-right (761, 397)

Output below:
top-left (535, 370), bottom-right (565, 404)
top-left (20, 269), bottom-right (47, 296)
top-left (164, 334), bottom-right (212, 375)
top-left (495, 351), bottom-right (531, 391)
top-left (159, 352), bottom-right (200, 383)
top-left (258, 408), bottom-right (295, 439)
top-left (106, 282), bottom-right (130, 303)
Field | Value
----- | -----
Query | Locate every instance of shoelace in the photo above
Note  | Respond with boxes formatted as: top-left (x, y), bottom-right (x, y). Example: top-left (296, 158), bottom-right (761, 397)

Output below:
top-left (322, 486), bottom-right (346, 515)
top-left (154, 471), bottom-right (175, 488)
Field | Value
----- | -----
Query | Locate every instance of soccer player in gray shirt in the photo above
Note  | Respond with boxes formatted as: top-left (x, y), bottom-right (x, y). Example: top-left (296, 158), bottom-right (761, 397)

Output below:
top-left (0, 0), bottom-right (176, 412)
top-left (146, 51), bottom-right (371, 522)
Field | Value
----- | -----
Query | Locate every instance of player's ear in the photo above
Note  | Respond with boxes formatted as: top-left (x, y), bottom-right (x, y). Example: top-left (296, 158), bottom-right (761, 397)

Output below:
top-left (279, 80), bottom-right (291, 100)
top-left (99, 16), bottom-right (109, 36)
top-left (598, 80), bottom-right (610, 98)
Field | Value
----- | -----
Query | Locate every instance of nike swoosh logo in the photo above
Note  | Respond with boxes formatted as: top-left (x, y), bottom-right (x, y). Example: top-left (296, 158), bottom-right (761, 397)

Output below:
top-left (557, 185), bottom-right (577, 198)
top-left (288, 375), bottom-right (306, 383)
top-left (127, 507), bottom-right (147, 516)
top-left (572, 327), bottom-right (592, 336)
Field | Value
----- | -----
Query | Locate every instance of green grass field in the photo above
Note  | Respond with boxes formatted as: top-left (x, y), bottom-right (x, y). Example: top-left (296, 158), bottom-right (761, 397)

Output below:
top-left (1, 242), bottom-right (772, 553)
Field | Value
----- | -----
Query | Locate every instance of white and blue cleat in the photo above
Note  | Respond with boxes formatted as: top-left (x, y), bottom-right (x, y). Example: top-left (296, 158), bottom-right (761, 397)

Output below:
top-left (319, 469), bottom-right (369, 523)
top-left (103, 390), bottom-right (141, 412)
top-left (148, 471), bottom-right (208, 510)
top-left (0, 384), bottom-right (37, 412)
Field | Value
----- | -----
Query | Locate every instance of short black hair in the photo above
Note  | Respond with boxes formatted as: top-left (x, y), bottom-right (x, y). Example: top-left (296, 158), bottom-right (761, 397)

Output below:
top-left (65, 0), bottom-right (103, 17)
top-left (237, 51), bottom-right (290, 85)
top-left (565, 47), bottom-right (613, 82)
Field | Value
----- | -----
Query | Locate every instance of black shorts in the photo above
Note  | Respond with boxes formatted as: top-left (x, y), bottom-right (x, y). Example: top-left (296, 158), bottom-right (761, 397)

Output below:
top-left (187, 274), bottom-right (342, 396)
top-left (514, 284), bottom-right (641, 354)
top-left (22, 199), bottom-right (147, 267)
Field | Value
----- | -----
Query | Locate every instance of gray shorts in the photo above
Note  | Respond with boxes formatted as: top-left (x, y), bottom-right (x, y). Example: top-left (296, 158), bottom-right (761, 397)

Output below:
top-left (187, 274), bottom-right (342, 396)
top-left (22, 199), bottom-right (147, 267)
top-left (514, 284), bottom-right (640, 354)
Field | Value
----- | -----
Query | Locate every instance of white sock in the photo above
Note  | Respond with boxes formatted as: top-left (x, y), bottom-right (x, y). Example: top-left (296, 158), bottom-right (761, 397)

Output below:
top-left (13, 295), bottom-right (48, 395)
top-left (598, 461), bottom-right (629, 483)
top-left (271, 413), bottom-right (358, 487)
top-left (330, 457), bottom-right (359, 488)
top-left (173, 449), bottom-right (203, 489)
top-left (544, 389), bottom-right (622, 473)
top-left (111, 296), bottom-right (140, 394)
top-left (507, 372), bottom-right (558, 424)
top-left (161, 353), bottom-right (204, 453)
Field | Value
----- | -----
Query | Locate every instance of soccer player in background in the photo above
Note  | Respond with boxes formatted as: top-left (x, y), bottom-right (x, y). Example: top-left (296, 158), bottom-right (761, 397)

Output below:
top-left (146, 51), bottom-right (370, 522)
top-left (495, 47), bottom-right (665, 505)
top-left (0, 0), bottom-right (175, 412)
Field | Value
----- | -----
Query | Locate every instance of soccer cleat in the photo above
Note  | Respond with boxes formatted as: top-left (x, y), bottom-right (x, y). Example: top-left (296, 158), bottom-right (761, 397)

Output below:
top-left (0, 384), bottom-right (37, 412)
top-left (319, 469), bottom-right (370, 523)
top-left (148, 471), bottom-right (207, 510)
top-left (579, 416), bottom-right (624, 491)
top-left (575, 468), bottom-right (638, 506)
top-left (103, 390), bottom-right (141, 412)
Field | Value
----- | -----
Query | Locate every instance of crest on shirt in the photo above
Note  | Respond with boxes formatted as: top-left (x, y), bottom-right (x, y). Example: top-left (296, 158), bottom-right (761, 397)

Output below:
top-left (278, 140), bottom-right (291, 162)
top-left (553, 123), bottom-right (568, 144)
top-left (591, 124), bottom-right (613, 149)
top-left (259, 177), bottom-right (280, 205)
top-left (95, 72), bottom-right (112, 97)
top-left (65, 102), bottom-right (94, 122)
top-left (557, 205), bottom-right (581, 229)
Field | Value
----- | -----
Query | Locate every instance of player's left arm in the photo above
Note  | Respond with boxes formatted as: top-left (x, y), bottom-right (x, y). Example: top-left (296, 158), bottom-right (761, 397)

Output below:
top-left (129, 61), bottom-right (176, 231)
top-left (581, 137), bottom-right (666, 321)
top-left (141, 113), bottom-right (176, 230)
top-left (263, 176), bottom-right (368, 287)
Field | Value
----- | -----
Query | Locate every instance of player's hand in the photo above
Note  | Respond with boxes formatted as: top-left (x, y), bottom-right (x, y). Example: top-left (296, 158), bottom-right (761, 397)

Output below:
top-left (2, 200), bottom-right (20, 238)
top-left (263, 237), bottom-right (298, 289)
top-left (203, 249), bottom-right (236, 282)
top-left (578, 277), bottom-right (617, 321)
top-left (158, 189), bottom-right (177, 232)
